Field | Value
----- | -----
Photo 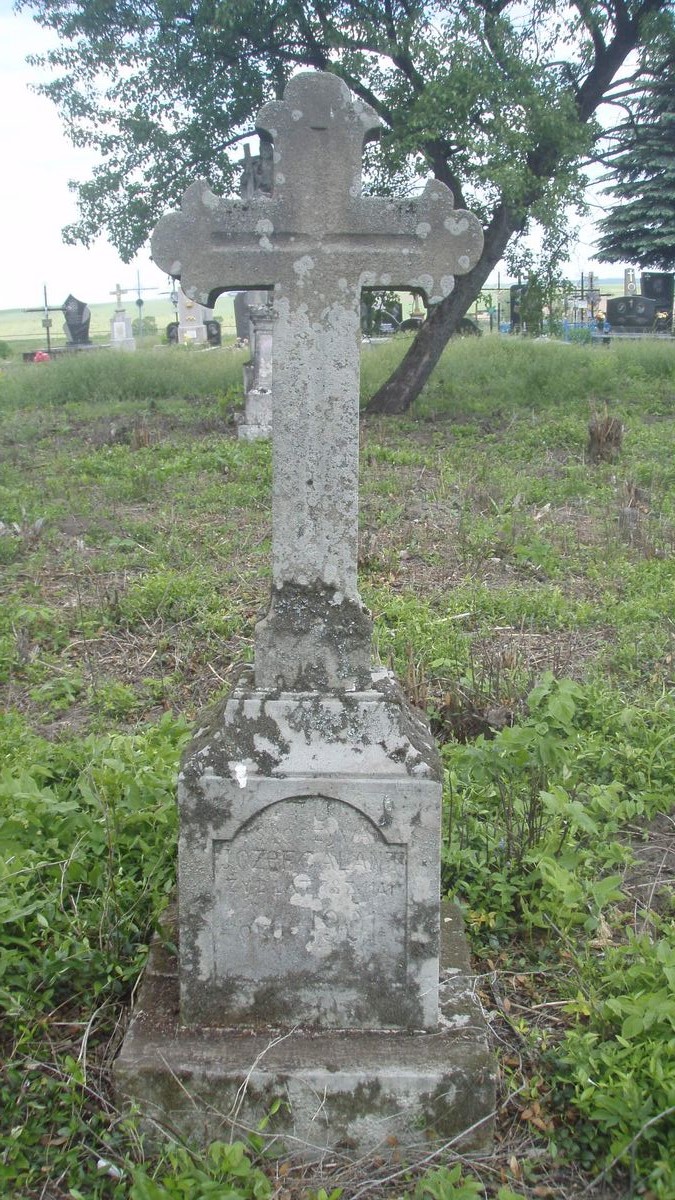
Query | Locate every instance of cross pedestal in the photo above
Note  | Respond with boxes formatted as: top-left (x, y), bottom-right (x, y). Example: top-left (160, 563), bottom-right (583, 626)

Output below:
top-left (115, 71), bottom-right (495, 1159)
top-left (109, 284), bottom-right (135, 350)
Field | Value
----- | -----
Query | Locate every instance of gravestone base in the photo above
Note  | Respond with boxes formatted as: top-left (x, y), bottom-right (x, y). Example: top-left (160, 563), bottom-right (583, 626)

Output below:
top-left (237, 387), bottom-right (273, 440)
top-left (114, 668), bottom-right (495, 1156)
top-left (114, 904), bottom-right (495, 1159)
top-left (174, 667), bottom-right (445, 1031)
top-left (109, 311), bottom-right (136, 351)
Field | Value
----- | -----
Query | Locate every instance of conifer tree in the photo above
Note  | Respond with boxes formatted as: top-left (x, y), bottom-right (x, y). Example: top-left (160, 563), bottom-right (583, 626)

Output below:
top-left (597, 42), bottom-right (675, 269)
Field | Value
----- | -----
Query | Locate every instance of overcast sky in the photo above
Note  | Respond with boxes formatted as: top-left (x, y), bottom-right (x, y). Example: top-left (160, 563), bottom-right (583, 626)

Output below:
top-left (0, 1), bottom-right (619, 314)
top-left (0, 0), bottom-right (161, 311)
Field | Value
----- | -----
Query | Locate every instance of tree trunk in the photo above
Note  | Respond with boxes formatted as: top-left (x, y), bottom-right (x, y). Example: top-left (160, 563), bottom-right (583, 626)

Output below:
top-left (366, 206), bottom-right (518, 414)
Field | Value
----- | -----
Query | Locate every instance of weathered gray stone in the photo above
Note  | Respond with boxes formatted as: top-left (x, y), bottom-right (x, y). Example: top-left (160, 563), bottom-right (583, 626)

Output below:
top-left (114, 70), bottom-right (493, 1161)
top-left (114, 902), bottom-right (496, 1159)
top-left (151, 70), bottom-right (483, 691)
top-left (177, 667), bottom-right (442, 1031)
top-left (238, 304), bottom-right (275, 441)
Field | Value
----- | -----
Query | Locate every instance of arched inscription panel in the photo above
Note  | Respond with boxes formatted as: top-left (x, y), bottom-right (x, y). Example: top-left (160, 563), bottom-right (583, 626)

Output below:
top-left (212, 796), bottom-right (407, 983)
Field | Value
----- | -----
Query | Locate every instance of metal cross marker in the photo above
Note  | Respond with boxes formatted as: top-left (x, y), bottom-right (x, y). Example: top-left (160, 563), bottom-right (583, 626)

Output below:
top-left (25, 285), bottom-right (61, 354)
top-left (152, 71), bottom-right (483, 690)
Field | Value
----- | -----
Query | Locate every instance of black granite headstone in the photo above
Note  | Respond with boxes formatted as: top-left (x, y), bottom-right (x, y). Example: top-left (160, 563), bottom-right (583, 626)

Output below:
top-left (606, 296), bottom-right (657, 330)
top-left (62, 295), bottom-right (92, 345)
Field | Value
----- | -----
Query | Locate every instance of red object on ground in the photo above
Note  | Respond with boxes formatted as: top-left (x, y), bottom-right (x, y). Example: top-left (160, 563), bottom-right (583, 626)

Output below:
top-left (33, 351), bottom-right (51, 362)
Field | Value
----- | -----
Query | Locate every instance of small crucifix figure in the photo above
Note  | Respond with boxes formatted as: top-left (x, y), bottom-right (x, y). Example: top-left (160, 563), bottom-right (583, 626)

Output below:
top-left (151, 72), bottom-right (483, 691)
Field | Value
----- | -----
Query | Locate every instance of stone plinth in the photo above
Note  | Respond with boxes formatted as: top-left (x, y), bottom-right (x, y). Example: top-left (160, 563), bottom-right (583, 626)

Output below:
top-left (176, 667), bottom-right (442, 1031)
top-left (114, 665), bottom-right (496, 1154)
top-left (110, 310), bottom-right (135, 351)
top-left (114, 902), bottom-right (496, 1158)
top-left (177, 290), bottom-right (212, 343)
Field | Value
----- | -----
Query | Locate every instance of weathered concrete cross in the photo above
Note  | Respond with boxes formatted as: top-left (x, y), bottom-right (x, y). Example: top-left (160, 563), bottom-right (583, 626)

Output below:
top-left (110, 283), bottom-right (129, 309)
top-left (152, 71), bottom-right (483, 690)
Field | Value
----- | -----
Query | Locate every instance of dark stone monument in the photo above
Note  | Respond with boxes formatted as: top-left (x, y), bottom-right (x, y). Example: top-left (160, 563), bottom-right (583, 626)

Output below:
top-left (641, 272), bottom-right (674, 331)
top-left (62, 294), bottom-right (92, 345)
top-left (510, 283), bottom-right (526, 330)
top-left (606, 295), bottom-right (658, 331)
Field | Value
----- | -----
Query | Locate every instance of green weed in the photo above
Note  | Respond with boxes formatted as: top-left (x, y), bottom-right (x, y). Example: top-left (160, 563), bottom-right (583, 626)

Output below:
top-left (442, 674), bottom-right (675, 940)
top-left (553, 933), bottom-right (675, 1198)
top-left (0, 712), bottom-right (188, 1196)
top-left (129, 1141), bottom-right (272, 1199)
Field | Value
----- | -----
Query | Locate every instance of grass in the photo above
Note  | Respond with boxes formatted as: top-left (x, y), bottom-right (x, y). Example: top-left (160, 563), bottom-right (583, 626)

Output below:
top-left (0, 335), bottom-right (674, 1199)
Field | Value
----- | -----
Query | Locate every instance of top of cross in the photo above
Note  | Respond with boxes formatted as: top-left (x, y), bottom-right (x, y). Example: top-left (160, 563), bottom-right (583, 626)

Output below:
top-left (110, 283), bottom-right (128, 309)
top-left (152, 72), bottom-right (483, 308)
top-left (253, 71), bottom-right (381, 235)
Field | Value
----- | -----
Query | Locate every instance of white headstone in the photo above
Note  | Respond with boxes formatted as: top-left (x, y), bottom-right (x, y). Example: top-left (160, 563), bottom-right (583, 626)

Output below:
top-left (177, 288), bottom-right (212, 343)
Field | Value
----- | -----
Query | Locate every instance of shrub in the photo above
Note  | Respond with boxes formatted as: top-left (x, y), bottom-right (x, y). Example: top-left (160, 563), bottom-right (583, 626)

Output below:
top-left (554, 933), bottom-right (675, 1198)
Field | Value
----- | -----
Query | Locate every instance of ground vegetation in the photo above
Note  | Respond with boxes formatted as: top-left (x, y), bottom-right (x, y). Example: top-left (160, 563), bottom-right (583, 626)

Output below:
top-left (0, 338), bottom-right (674, 1197)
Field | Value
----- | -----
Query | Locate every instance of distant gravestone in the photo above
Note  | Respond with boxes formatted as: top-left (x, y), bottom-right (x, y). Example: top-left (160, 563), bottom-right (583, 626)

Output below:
top-left (238, 303), bottom-right (274, 440)
top-left (109, 283), bottom-right (135, 351)
top-left (641, 272), bottom-right (674, 330)
top-left (236, 145), bottom-right (275, 437)
top-left (232, 289), bottom-right (250, 339)
top-left (606, 295), bottom-right (657, 331)
top-left (116, 71), bottom-right (494, 1157)
top-left (239, 140), bottom-right (274, 200)
top-left (177, 287), bottom-right (212, 343)
top-left (61, 294), bottom-right (91, 345)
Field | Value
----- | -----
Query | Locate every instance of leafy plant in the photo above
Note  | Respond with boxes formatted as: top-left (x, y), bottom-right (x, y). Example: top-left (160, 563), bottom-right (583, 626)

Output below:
top-left (413, 1165), bottom-right (484, 1199)
top-left (441, 673), bottom-right (674, 940)
top-left (554, 933), bottom-right (675, 1198)
top-left (130, 1140), bottom-right (272, 1200)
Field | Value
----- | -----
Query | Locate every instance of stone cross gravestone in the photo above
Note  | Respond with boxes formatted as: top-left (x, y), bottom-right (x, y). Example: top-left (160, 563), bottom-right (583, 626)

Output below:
top-left (152, 73), bottom-right (482, 691)
top-left (115, 71), bottom-right (494, 1157)
top-left (109, 283), bottom-right (135, 351)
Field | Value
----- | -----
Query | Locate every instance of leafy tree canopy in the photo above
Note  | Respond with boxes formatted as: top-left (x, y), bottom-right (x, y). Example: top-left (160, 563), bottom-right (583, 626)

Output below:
top-left (17, 0), bottom-right (675, 410)
top-left (596, 32), bottom-right (675, 268)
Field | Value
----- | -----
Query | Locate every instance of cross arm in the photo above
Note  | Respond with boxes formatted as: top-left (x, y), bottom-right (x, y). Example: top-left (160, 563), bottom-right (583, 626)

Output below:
top-left (151, 180), bottom-right (280, 305)
top-left (348, 180), bottom-right (484, 303)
